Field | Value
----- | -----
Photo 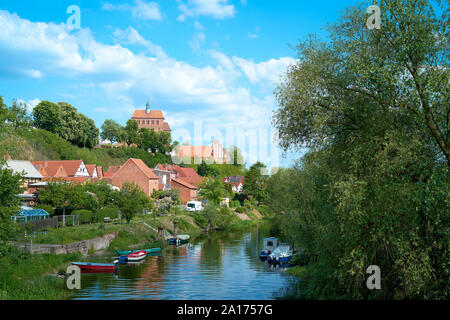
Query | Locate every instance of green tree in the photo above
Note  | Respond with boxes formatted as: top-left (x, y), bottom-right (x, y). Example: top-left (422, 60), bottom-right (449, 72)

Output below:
top-left (117, 182), bottom-right (151, 223)
top-left (243, 162), bottom-right (268, 204)
top-left (100, 119), bottom-right (123, 143)
top-left (7, 100), bottom-right (31, 130)
top-left (199, 178), bottom-right (225, 205)
top-left (32, 101), bottom-right (62, 134)
top-left (0, 162), bottom-right (22, 254)
top-left (272, 0), bottom-right (449, 299)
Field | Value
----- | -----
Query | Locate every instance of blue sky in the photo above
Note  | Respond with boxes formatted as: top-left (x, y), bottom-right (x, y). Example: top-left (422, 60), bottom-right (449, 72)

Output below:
top-left (0, 0), bottom-right (361, 169)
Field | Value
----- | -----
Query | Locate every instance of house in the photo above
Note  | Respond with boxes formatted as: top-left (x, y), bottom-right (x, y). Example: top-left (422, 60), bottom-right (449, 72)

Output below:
top-left (85, 164), bottom-right (98, 178)
top-left (110, 158), bottom-right (159, 197)
top-left (152, 168), bottom-right (173, 191)
top-left (3, 160), bottom-right (43, 194)
top-left (155, 164), bottom-right (203, 187)
top-left (97, 166), bottom-right (103, 179)
top-left (171, 178), bottom-right (199, 205)
top-left (171, 140), bottom-right (227, 164)
top-left (103, 165), bottom-right (121, 178)
top-left (131, 101), bottom-right (171, 133)
top-left (223, 176), bottom-right (245, 193)
top-left (32, 160), bottom-right (90, 178)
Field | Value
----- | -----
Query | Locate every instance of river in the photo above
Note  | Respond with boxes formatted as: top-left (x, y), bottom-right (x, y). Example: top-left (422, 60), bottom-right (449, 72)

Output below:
top-left (71, 227), bottom-right (296, 300)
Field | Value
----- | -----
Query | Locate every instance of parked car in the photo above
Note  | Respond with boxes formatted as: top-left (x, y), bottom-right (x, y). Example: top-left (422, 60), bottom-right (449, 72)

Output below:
top-left (185, 201), bottom-right (204, 212)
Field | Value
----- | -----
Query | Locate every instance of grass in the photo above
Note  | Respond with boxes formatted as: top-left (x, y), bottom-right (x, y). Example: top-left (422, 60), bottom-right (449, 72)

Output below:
top-left (0, 247), bottom-right (82, 300)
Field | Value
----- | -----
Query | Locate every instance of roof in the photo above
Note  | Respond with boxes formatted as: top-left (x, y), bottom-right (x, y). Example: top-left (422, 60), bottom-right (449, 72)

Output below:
top-left (172, 178), bottom-right (198, 190)
top-left (18, 209), bottom-right (50, 217)
top-left (85, 164), bottom-right (97, 176)
top-left (103, 165), bottom-right (121, 178)
top-left (224, 176), bottom-right (245, 184)
top-left (43, 176), bottom-right (90, 184)
top-left (132, 110), bottom-right (164, 119)
top-left (123, 158), bottom-right (158, 179)
top-left (32, 160), bottom-right (83, 177)
top-left (178, 167), bottom-right (203, 185)
top-left (43, 165), bottom-right (68, 178)
top-left (4, 160), bottom-right (43, 179)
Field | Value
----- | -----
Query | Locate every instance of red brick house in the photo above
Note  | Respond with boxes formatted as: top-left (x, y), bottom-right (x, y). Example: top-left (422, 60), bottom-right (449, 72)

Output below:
top-left (110, 158), bottom-right (159, 197)
top-left (171, 178), bottom-right (199, 204)
top-left (155, 164), bottom-right (203, 187)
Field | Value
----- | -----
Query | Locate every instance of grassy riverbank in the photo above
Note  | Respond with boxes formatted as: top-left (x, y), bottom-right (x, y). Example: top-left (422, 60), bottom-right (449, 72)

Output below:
top-left (0, 208), bottom-right (266, 300)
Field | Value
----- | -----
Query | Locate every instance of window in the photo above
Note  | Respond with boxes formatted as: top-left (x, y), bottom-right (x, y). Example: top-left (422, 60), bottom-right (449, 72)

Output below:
top-left (147, 120), bottom-right (149, 124)
top-left (152, 120), bottom-right (154, 125)
top-left (267, 241), bottom-right (273, 246)
top-left (137, 120), bottom-right (140, 124)
top-left (156, 120), bottom-right (160, 125)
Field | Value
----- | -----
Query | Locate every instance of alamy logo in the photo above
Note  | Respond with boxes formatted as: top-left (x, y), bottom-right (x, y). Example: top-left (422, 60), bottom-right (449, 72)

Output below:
top-left (366, 5), bottom-right (381, 30)
top-left (366, 265), bottom-right (381, 290)
top-left (66, 265), bottom-right (81, 290)
top-left (66, 5), bottom-right (81, 30)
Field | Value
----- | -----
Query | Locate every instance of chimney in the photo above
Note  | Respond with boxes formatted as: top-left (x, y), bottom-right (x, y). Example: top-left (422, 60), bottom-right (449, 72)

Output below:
top-left (146, 101), bottom-right (151, 114)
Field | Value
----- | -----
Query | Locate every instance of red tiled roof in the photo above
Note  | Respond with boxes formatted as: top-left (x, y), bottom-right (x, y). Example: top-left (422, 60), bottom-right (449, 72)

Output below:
top-left (85, 164), bottom-right (97, 177)
top-left (32, 160), bottom-right (83, 177)
top-left (179, 167), bottom-right (203, 185)
top-left (125, 158), bottom-right (158, 179)
top-left (44, 165), bottom-right (68, 178)
top-left (97, 166), bottom-right (103, 178)
top-left (172, 178), bottom-right (198, 190)
top-left (132, 110), bottom-right (164, 119)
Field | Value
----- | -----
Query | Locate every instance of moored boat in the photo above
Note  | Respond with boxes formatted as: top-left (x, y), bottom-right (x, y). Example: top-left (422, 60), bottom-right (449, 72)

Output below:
top-left (168, 234), bottom-right (190, 245)
top-left (267, 243), bottom-right (294, 267)
top-left (71, 261), bottom-right (118, 273)
top-left (116, 248), bottom-right (161, 255)
top-left (259, 237), bottom-right (279, 261)
top-left (127, 250), bottom-right (147, 262)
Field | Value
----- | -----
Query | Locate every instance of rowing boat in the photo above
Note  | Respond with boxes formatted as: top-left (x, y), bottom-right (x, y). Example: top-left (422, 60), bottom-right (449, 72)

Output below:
top-left (71, 262), bottom-right (118, 273)
top-left (127, 250), bottom-right (147, 262)
top-left (115, 248), bottom-right (161, 255)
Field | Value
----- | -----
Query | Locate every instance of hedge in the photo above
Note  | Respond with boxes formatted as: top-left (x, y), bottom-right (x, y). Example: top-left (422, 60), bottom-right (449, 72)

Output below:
top-left (72, 209), bottom-right (94, 224)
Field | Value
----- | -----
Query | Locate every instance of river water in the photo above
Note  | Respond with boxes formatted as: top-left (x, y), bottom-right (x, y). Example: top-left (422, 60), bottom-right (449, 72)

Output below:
top-left (72, 228), bottom-right (296, 300)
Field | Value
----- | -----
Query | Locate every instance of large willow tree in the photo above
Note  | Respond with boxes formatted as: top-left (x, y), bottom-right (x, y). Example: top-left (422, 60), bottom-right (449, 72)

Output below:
top-left (272, 0), bottom-right (449, 299)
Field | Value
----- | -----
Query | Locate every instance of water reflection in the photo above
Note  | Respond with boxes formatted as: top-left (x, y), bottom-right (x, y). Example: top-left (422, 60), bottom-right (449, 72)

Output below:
top-left (72, 228), bottom-right (295, 300)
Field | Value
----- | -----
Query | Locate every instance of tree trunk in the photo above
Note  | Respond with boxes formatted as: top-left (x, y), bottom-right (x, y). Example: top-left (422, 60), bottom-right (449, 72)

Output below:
top-left (206, 219), bottom-right (211, 234)
top-left (62, 207), bottom-right (66, 227)
top-left (173, 221), bottom-right (178, 237)
top-left (156, 227), bottom-right (164, 240)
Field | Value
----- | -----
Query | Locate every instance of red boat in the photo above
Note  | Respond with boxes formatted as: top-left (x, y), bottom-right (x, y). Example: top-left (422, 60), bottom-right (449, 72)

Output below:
top-left (71, 262), bottom-right (118, 273)
top-left (127, 250), bottom-right (147, 262)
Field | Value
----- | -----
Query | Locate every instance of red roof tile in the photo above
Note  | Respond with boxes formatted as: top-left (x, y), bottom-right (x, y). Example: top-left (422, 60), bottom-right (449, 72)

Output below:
top-left (132, 110), bottom-right (164, 119)
top-left (32, 160), bottom-right (83, 177)
top-left (172, 178), bottom-right (198, 190)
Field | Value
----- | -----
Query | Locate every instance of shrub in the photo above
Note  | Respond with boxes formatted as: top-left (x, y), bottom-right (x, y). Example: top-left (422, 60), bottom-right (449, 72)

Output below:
top-left (96, 207), bottom-right (119, 222)
top-left (244, 200), bottom-right (252, 209)
top-left (235, 206), bottom-right (247, 214)
top-left (230, 200), bottom-right (240, 208)
top-left (72, 209), bottom-right (94, 224)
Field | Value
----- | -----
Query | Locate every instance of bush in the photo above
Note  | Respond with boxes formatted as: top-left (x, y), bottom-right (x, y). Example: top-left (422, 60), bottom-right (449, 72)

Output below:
top-left (95, 207), bottom-right (119, 222)
top-left (72, 209), bottom-right (94, 224)
top-left (230, 200), bottom-right (240, 208)
top-left (243, 200), bottom-right (252, 209)
top-left (235, 206), bottom-right (247, 214)
top-left (257, 204), bottom-right (269, 216)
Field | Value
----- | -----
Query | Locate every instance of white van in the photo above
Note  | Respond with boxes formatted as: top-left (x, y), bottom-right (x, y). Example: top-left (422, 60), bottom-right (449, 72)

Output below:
top-left (185, 201), bottom-right (204, 212)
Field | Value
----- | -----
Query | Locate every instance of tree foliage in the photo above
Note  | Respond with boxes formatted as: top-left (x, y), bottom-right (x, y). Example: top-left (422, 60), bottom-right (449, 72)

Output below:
top-left (271, 0), bottom-right (449, 299)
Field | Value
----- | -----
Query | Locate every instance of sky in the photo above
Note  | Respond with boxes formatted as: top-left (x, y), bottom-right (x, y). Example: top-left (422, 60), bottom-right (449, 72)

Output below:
top-left (0, 0), bottom-right (361, 169)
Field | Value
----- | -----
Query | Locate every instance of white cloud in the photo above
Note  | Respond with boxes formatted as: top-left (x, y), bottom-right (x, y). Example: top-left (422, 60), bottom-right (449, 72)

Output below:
top-left (0, 9), bottom-right (295, 155)
top-left (177, 0), bottom-right (235, 20)
top-left (189, 32), bottom-right (206, 51)
top-left (16, 98), bottom-right (41, 113)
top-left (194, 20), bottom-right (205, 30)
top-left (102, 0), bottom-right (163, 20)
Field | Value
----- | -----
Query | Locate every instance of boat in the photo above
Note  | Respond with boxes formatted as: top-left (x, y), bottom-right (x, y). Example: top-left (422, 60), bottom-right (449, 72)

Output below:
top-left (168, 234), bottom-right (190, 245)
top-left (71, 261), bottom-right (118, 273)
top-left (259, 237), bottom-right (279, 261)
top-left (267, 243), bottom-right (294, 267)
top-left (127, 250), bottom-right (147, 262)
top-left (115, 248), bottom-right (161, 255)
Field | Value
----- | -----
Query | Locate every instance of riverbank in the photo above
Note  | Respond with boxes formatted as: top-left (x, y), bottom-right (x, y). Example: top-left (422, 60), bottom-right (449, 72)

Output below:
top-left (0, 208), bottom-right (267, 300)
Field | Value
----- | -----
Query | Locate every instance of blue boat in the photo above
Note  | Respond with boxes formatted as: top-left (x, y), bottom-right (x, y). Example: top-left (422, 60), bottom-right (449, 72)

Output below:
top-left (168, 234), bottom-right (190, 245)
top-left (115, 248), bottom-right (161, 255)
top-left (267, 243), bottom-right (294, 267)
top-left (259, 237), bottom-right (279, 261)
